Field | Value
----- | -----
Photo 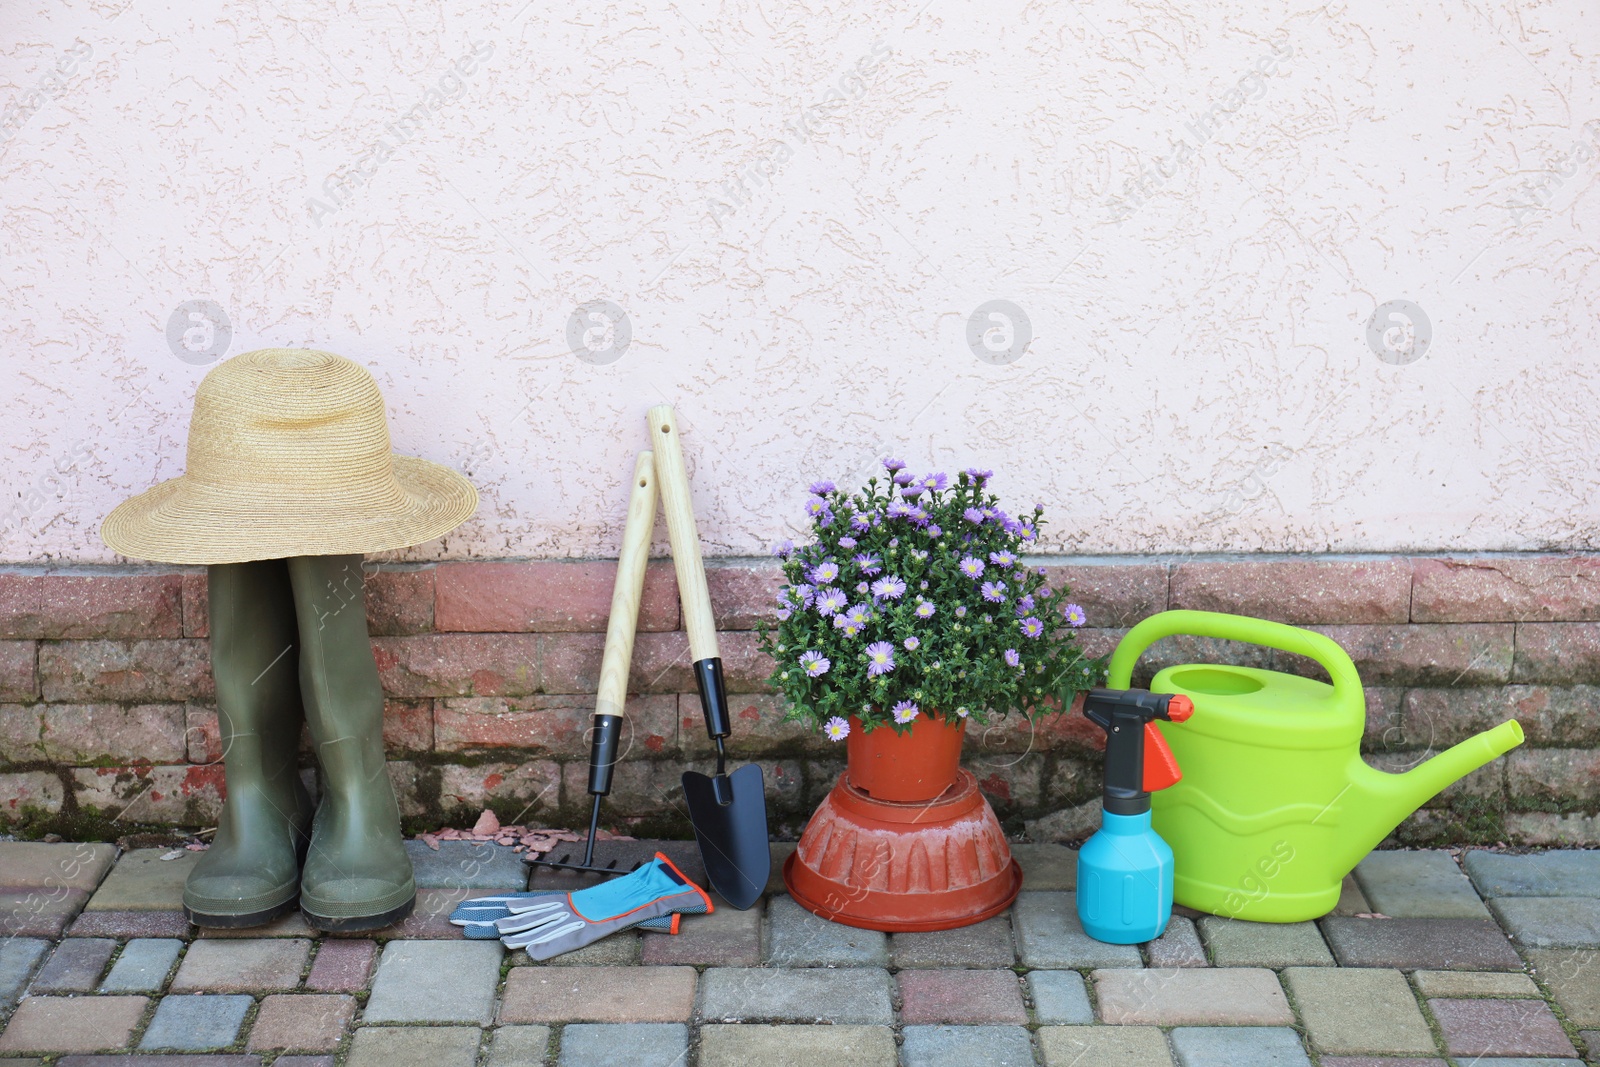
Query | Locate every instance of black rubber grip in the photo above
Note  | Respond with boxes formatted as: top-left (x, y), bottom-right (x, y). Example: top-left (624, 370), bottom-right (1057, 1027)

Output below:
top-left (693, 657), bottom-right (731, 739)
top-left (587, 714), bottom-right (624, 796)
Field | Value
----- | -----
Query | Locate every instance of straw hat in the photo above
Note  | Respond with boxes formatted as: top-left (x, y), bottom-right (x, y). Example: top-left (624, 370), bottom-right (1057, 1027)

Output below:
top-left (102, 348), bottom-right (478, 564)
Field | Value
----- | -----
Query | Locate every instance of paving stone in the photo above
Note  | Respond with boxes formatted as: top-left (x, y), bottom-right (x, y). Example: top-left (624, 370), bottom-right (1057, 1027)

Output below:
top-left (365, 939), bottom-right (503, 1024)
top-left (1354, 850), bottom-right (1491, 918)
top-left (55, 1059), bottom-right (259, 1067)
top-left (1330, 871), bottom-right (1374, 916)
top-left (1320, 917), bottom-right (1523, 968)
top-left (0, 841), bottom-right (119, 890)
top-left (272, 1058), bottom-right (336, 1067)
top-left (1026, 970), bottom-right (1094, 1023)
top-left (698, 1024), bottom-right (897, 1067)
top-left (83, 848), bottom-right (198, 910)
top-left (0, 936), bottom-right (48, 1005)
top-left (345, 1026), bottom-right (483, 1067)
top-left (890, 915), bottom-right (1014, 967)
top-left (1144, 916), bottom-right (1207, 967)
top-left (1282, 966), bottom-right (1437, 1055)
top-left (351, 887), bottom-right (474, 939)
top-left (901, 1025), bottom-right (1036, 1067)
top-left (1197, 917), bottom-right (1333, 966)
top-left (898, 968), bottom-right (1026, 1024)
top-left (1012, 843), bottom-right (1077, 889)
top-left (67, 909), bottom-right (192, 938)
top-left (501, 964), bottom-right (696, 1023)
top-left (1413, 968), bottom-right (1541, 996)
top-left (1581, 1032), bottom-right (1600, 1062)
top-left (557, 1023), bottom-right (688, 1067)
top-left (247, 993), bottom-right (356, 1051)
top-left (1170, 1026), bottom-right (1312, 1067)
top-left (640, 896), bottom-right (762, 965)
top-left (30, 936), bottom-right (115, 992)
top-left (100, 937), bottom-right (183, 992)
top-left (1526, 949), bottom-right (1600, 1027)
top-left (404, 840), bottom-right (527, 889)
top-left (139, 993), bottom-right (253, 1050)
top-left (486, 1025), bottom-right (552, 1067)
top-left (1317, 1060), bottom-right (1447, 1067)
top-left (170, 937), bottom-right (309, 992)
top-left (1013, 891), bottom-right (1142, 968)
top-left (1430, 996), bottom-right (1577, 1057)
top-left (1492, 897), bottom-right (1600, 947)
top-left (1093, 967), bottom-right (1293, 1025)
top-left (697, 966), bottom-right (893, 1024)
top-left (765, 894), bottom-right (889, 966)
top-left (1464, 850), bottom-right (1600, 897)
top-left (0, 995), bottom-right (148, 1053)
top-left (1037, 1026), bottom-right (1174, 1066)
top-left (0, 887), bottom-right (93, 936)
top-left (305, 938), bottom-right (376, 991)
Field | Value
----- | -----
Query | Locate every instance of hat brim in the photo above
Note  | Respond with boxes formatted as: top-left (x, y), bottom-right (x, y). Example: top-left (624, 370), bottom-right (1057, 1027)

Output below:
top-left (101, 454), bottom-right (479, 565)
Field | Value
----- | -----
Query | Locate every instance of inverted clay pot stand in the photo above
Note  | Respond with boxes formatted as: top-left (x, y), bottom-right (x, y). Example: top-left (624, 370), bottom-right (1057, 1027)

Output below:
top-left (783, 766), bottom-right (1023, 932)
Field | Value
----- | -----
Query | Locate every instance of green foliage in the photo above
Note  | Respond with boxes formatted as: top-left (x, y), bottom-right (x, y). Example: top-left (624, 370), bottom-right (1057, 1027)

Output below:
top-left (758, 464), bottom-right (1107, 738)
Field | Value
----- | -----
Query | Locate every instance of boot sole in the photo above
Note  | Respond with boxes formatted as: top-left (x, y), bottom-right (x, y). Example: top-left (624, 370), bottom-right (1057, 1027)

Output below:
top-left (184, 892), bottom-right (301, 930)
top-left (301, 894), bottom-right (415, 933)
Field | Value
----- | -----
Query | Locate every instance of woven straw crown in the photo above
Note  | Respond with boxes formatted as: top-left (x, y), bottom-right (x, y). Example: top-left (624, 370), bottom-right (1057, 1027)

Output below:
top-left (102, 348), bottom-right (478, 564)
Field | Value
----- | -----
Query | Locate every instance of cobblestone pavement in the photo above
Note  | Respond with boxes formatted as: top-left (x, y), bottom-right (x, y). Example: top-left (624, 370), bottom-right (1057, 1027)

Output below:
top-left (0, 839), bottom-right (1596, 1065)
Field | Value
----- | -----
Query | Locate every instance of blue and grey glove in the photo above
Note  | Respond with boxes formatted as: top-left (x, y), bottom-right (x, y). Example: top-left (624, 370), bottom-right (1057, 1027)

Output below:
top-left (451, 891), bottom-right (678, 936)
top-left (495, 852), bottom-right (713, 961)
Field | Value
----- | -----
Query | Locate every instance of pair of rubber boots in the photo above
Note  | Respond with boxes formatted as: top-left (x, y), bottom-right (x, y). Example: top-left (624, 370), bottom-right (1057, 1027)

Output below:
top-left (183, 555), bottom-right (415, 932)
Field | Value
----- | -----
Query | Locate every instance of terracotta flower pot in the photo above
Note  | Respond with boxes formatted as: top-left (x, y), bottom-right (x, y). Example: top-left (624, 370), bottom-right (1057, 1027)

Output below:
top-left (846, 712), bottom-right (966, 803)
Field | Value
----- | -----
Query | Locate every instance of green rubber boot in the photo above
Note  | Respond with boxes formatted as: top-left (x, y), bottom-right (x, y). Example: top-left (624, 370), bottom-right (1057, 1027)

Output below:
top-left (184, 559), bottom-right (316, 928)
top-left (290, 554), bottom-right (416, 931)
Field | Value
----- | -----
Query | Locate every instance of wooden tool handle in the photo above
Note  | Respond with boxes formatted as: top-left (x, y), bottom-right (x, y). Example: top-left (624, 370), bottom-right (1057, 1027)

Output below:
top-left (647, 405), bottom-right (720, 661)
top-left (595, 451), bottom-right (659, 719)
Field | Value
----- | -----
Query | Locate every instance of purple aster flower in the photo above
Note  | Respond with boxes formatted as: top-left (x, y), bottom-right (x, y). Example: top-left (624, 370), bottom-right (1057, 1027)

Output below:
top-left (919, 580), bottom-right (929, 590)
top-left (837, 536), bottom-right (857, 549)
top-left (808, 561), bottom-right (840, 585)
top-left (903, 636), bottom-right (920, 651)
top-left (964, 467), bottom-right (993, 484)
top-left (817, 506), bottom-right (835, 528)
top-left (1004, 648), bottom-right (1021, 668)
top-left (855, 581), bottom-right (869, 594)
top-left (886, 500), bottom-right (912, 520)
top-left (776, 604), bottom-right (791, 621)
top-left (908, 507), bottom-right (930, 527)
top-left (889, 538), bottom-right (899, 547)
top-left (1018, 521), bottom-right (1037, 540)
top-left (892, 470), bottom-right (914, 486)
top-left (1037, 585), bottom-right (1052, 598)
top-left (808, 479), bottom-right (836, 495)
top-left (918, 472), bottom-right (948, 492)
top-left (915, 600), bottom-right (936, 619)
top-left (805, 495), bottom-right (829, 517)
top-left (864, 641), bottom-right (896, 677)
top-left (1063, 603), bottom-right (1087, 627)
top-left (883, 457), bottom-right (906, 472)
top-left (815, 588), bottom-right (847, 617)
top-left (771, 539), bottom-right (794, 557)
top-left (981, 581), bottom-right (1007, 603)
top-left (799, 650), bottom-right (831, 677)
top-left (850, 513), bottom-right (872, 533)
top-left (989, 550), bottom-right (1017, 567)
top-left (891, 699), bottom-right (919, 724)
top-left (926, 524), bottom-right (942, 537)
top-left (854, 552), bottom-right (882, 576)
top-left (1019, 616), bottom-right (1045, 638)
top-left (954, 605), bottom-right (968, 618)
top-left (911, 549), bottom-right (928, 561)
top-left (959, 556), bottom-right (985, 579)
top-left (823, 716), bottom-right (850, 741)
top-left (1017, 594), bottom-right (1035, 613)
top-left (792, 583), bottom-right (816, 607)
top-left (871, 575), bottom-right (907, 600)
top-left (963, 507), bottom-right (985, 525)
top-left (899, 485), bottom-right (924, 499)
top-left (1003, 517), bottom-right (1021, 535)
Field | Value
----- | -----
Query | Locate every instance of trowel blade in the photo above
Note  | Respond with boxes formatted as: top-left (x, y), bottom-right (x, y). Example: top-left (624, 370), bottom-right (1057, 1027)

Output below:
top-left (681, 762), bottom-right (771, 910)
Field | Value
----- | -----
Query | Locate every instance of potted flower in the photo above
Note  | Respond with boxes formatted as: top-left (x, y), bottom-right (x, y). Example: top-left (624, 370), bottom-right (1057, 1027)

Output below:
top-left (761, 460), bottom-right (1106, 804)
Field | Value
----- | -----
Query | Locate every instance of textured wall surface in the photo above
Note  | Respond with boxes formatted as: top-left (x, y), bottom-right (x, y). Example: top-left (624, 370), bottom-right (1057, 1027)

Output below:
top-left (3, 0), bottom-right (1597, 563)
top-left (3, 555), bottom-right (1597, 845)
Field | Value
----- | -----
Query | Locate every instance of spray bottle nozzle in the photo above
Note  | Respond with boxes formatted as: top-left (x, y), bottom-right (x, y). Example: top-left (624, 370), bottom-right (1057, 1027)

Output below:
top-left (1083, 687), bottom-right (1192, 815)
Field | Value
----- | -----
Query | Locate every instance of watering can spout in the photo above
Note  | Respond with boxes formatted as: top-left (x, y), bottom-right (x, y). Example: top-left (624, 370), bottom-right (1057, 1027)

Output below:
top-left (1341, 719), bottom-right (1525, 870)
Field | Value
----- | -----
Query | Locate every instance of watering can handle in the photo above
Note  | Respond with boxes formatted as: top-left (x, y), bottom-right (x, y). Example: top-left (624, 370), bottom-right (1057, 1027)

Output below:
top-left (1107, 610), bottom-right (1364, 708)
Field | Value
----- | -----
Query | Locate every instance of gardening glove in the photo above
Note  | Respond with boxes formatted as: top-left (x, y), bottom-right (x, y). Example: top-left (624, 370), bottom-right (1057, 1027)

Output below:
top-left (451, 891), bottom-right (679, 936)
top-left (495, 853), bottom-right (713, 960)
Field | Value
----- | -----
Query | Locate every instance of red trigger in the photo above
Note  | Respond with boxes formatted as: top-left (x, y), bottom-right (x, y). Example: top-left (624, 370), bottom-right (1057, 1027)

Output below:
top-left (1143, 722), bottom-right (1182, 792)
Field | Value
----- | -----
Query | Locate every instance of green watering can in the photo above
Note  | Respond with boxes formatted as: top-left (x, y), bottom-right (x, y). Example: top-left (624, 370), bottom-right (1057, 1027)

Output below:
top-left (1108, 610), bottom-right (1524, 923)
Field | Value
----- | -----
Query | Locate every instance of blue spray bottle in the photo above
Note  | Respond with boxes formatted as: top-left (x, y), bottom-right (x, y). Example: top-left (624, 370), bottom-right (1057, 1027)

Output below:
top-left (1076, 687), bottom-right (1194, 944)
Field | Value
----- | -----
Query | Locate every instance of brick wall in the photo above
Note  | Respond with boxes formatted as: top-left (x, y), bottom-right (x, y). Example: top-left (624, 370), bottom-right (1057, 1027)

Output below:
top-left (2, 556), bottom-right (1597, 845)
